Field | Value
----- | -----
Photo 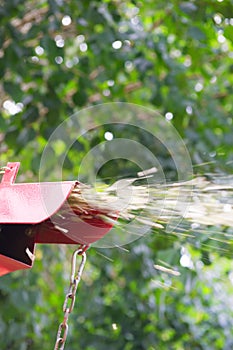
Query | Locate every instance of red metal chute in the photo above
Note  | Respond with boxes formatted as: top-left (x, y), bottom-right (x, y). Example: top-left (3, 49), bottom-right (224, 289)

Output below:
top-left (0, 162), bottom-right (115, 276)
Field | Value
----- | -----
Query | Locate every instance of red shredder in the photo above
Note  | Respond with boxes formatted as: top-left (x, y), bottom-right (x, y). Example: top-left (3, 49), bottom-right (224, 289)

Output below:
top-left (0, 162), bottom-right (114, 276)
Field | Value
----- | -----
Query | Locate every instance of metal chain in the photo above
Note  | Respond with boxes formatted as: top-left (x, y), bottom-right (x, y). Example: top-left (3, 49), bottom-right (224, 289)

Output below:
top-left (54, 246), bottom-right (88, 350)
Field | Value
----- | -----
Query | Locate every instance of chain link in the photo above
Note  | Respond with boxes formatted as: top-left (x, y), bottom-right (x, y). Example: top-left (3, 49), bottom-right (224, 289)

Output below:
top-left (54, 246), bottom-right (88, 350)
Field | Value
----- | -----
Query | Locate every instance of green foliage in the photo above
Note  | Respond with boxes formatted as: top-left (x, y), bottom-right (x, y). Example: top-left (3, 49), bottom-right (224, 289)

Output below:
top-left (1, 0), bottom-right (233, 349)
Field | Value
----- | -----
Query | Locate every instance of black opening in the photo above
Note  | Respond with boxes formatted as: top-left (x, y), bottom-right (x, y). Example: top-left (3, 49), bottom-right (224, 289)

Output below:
top-left (0, 224), bottom-right (35, 266)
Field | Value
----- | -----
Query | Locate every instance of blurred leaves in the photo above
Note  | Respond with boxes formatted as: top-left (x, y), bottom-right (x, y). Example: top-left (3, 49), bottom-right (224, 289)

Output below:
top-left (1, 0), bottom-right (233, 349)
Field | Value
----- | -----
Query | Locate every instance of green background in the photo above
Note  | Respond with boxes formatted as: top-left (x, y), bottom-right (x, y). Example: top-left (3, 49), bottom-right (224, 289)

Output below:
top-left (1, 1), bottom-right (233, 349)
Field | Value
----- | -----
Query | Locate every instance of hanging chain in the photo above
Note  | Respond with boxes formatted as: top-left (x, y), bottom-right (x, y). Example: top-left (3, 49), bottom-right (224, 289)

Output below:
top-left (54, 245), bottom-right (88, 350)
